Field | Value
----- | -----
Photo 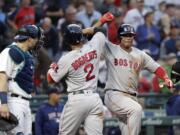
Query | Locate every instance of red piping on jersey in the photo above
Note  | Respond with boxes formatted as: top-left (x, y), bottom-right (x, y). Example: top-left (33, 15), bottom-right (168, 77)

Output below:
top-left (155, 66), bottom-right (169, 81)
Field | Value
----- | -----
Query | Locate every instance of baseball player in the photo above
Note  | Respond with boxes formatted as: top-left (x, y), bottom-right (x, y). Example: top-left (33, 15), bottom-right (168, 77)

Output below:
top-left (103, 24), bottom-right (173, 135)
top-left (47, 13), bottom-right (114, 135)
top-left (0, 24), bottom-right (44, 134)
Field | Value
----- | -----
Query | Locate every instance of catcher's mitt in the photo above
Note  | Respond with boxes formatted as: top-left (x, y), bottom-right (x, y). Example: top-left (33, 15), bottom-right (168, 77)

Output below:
top-left (0, 112), bottom-right (18, 131)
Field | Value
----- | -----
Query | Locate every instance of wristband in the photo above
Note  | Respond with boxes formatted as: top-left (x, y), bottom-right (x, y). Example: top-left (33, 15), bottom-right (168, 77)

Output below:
top-left (0, 92), bottom-right (7, 104)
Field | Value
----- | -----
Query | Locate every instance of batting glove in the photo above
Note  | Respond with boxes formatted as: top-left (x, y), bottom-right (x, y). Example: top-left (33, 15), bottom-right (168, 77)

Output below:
top-left (100, 12), bottom-right (114, 24)
top-left (50, 62), bottom-right (58, 72)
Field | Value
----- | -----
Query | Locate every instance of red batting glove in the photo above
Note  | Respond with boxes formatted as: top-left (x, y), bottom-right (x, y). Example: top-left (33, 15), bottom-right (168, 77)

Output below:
top-left (50, 62), bottom-right (58, 72)
top-left (164, 78), bottom-right (174, 89)
top-left (100, 12), bottom-right (114, 24)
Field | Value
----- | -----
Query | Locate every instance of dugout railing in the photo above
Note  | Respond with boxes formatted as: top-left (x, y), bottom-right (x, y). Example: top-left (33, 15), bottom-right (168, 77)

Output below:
top-left (30, 93), bottom-right (180, 135)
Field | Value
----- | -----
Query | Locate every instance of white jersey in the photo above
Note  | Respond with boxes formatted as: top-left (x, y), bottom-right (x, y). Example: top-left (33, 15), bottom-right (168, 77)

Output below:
top-left (0, 43), bottom-right (31, 98)
top-left (49, 32), bottom-right (106, 92)
top-left (103, 41), bottom-right (160, 93)
top-left (123, 8), bottom-right (146, 30)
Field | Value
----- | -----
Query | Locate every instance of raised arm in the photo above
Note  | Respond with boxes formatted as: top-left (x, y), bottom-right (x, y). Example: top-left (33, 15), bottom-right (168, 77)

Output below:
top-left (82, 12), bottom-right (114, 35)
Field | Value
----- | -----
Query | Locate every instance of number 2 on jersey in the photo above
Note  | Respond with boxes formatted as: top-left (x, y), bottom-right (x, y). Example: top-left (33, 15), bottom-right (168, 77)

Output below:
top-left (84, 63), bottom-right (95, 81)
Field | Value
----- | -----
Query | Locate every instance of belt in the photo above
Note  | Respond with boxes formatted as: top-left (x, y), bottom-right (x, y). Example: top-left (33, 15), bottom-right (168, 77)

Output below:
top-left (106, 89), bottom-right (137, 97)
top-left (10, 93), bottom-right (30, 101)
top-left (69, 90), bottom-right (95, 95)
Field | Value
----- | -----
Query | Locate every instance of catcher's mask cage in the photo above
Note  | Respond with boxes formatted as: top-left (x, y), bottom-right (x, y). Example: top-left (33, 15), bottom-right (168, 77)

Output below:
top-left (14, 24), bottom-right (45, 56)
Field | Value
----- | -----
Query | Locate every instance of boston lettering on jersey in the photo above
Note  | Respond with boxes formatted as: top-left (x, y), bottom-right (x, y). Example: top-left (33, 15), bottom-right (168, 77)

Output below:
top-left (71, 50), bottom-right (97, 70)
top-left (114, 58), bottom-right (140, 70)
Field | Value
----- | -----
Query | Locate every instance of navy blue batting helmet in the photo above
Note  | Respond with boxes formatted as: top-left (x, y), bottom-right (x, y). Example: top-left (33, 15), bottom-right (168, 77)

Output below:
top-left (63, 24), bottom-right (83, 45)
top-left (117, 24), bottom-right (136, 39)
top-left (14, 25), bottom-right (44, 42)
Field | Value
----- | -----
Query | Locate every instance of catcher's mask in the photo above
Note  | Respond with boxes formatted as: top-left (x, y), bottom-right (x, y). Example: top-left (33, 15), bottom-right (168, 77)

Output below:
top-left (14, 24), bottom-right (45, 56)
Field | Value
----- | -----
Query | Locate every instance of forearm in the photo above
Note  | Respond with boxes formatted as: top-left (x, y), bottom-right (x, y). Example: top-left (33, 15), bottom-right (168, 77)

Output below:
top-left (82, 12), bottom-right (114, 35)
top-left (0, 72), bottom-right (8, 104)
top-left (155, 66), bottom-right (169, 80)
top-left (0, 72), bottom-right (8, 92)
top-left (82, 20), bottom-right (103, 35)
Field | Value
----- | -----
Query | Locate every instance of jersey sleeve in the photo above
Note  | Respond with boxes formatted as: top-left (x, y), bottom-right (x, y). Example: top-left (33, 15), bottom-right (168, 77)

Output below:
top-left (0, 48), bottom-right (14, 76)
top-left (141, 52), bottom-right (160, 73)
top-left (90, 32), bottom-right (106, 53)
top-left (101, 40), bottom-right (114, 59)
top-left (48, 56), bottom-right (70, 82)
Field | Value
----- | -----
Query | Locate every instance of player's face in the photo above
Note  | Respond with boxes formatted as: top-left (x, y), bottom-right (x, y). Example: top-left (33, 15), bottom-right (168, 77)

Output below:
top-left (120, 34), bottom-right (135, 49)
top-left (51, 93), bottom-right (60, 104)
top-left (28, 38), bottom-right (38, 50)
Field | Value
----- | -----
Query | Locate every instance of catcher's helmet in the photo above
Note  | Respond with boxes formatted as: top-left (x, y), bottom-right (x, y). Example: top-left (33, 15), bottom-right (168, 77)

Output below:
top-left (117, 24), bottom-right (136, 39)
top-left (64, 24), bottom-right (83, 45)
top-left (14, 24), bottom-right (44, 42)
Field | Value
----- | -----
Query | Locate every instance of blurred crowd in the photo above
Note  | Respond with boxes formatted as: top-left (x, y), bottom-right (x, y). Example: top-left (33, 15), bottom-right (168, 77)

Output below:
top-left (0, 0), bottom-right (180, 95)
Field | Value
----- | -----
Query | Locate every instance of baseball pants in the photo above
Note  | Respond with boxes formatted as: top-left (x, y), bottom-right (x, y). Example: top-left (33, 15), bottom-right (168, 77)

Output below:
top-left (59, 92), bottom-right (103, 135)
top-left (105, 90), bottom-right (142, 135)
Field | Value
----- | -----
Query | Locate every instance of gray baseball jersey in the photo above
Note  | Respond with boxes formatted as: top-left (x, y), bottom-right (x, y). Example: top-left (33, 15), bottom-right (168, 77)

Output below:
top-left (49, 32), bottom-right (106, 135)
top-left (49, 32), bottom-right (106, 92)
top-left (103, 41), bottom-right (160, 93)
top-left (103, 41), bottom-right (160, 135)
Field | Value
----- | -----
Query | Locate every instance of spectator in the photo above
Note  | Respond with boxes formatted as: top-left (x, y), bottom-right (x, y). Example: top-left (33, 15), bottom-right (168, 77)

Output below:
top-left (35, 88), bottom-right (64, 135)
top-left (123, 0), bottom-right (147, 30)
top-left (99, 0), bottom-right (117, 14)
top-left (8, 0), bottom-right (35, 30)
top-left (160, 20), bottom-right (180, 57)
top-left (158, 3), bottom-right (176, 38)
top-left (136, 10), bottom-right (161, 60)
top-left (42, 0), bottom-right (64, 25)
top-left (76, 0), bottom-right (102, 28)
top-left (166, 84), bottom-right (180, 135)
top-left (154, 1), bottom-right (166, 25)
top-left (58, 5), bottom-right (84, 52)
top-left (0, 21), bottom-right (10, 52)
top-left (34, 48), bottom-right (52, 91)
top-left (40, 17), bottom-right (60, 60)
top-left (0, 0), bottom-right (7, 24)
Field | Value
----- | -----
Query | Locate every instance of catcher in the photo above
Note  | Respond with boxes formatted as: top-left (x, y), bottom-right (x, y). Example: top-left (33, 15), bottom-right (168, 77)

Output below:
top-left (0, 24), bottom-right (44, 134)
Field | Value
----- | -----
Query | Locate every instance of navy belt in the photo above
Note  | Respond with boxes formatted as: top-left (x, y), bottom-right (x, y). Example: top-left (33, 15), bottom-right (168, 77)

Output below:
top-left (106, 89), bottom-right (137, 97)
top-left (69, 90), bottom-right (95, 95)
top-left (11, 93), bottom-right (30, 101)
